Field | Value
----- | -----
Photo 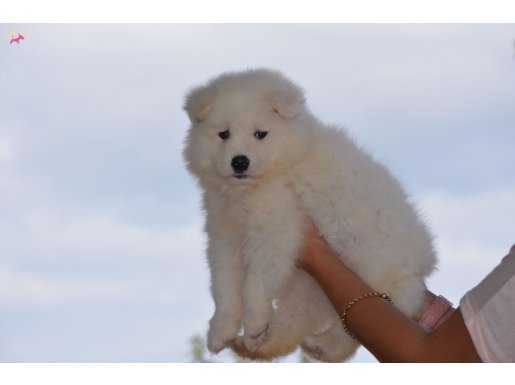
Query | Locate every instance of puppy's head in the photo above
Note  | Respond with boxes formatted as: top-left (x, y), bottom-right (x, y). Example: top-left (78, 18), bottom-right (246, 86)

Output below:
top-left (183, 69), bottom-right (311, 189)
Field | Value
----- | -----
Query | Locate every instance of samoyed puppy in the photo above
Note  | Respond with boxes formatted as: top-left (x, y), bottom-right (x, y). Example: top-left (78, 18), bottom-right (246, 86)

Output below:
top-left (183, 69), bottom-right (436, 362)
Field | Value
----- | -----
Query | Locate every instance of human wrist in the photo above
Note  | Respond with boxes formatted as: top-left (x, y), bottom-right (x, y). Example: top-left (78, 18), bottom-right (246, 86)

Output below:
top-left (301, 247), bottom-right (340, 277)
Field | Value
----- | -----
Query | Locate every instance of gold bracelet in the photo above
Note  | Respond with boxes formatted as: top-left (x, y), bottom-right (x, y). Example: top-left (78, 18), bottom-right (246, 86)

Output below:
top-left (340, 291), bottom-right (392, 339)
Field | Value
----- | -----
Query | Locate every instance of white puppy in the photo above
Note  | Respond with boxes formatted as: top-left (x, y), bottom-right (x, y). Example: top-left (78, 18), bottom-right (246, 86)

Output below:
top-left (183, 69), bottom-right (436, 362)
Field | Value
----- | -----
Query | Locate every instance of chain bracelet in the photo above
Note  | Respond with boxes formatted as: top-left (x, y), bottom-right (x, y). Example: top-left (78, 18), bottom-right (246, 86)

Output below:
top-left (340, 291), bottom-right (393, 339)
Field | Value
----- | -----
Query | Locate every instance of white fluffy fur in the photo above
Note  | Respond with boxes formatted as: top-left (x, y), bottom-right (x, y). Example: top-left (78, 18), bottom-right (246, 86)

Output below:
top-left (183, 69), bottom-right (436, 362)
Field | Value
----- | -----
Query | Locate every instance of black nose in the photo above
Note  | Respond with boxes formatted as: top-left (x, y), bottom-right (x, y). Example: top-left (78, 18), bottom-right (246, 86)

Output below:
top-left (231, 155), bottom-right (250, 173)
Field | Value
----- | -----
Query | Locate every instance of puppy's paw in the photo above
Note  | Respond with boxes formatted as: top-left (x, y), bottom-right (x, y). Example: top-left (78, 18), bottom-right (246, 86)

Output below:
top-left (242, 301), bottom-right (273, 352)
top-left (207, 313), bottom-right (241, 354)
top-left (243, 322), bottom-right (270, 352)
top-left (229, 336), bottom-right (261, 360)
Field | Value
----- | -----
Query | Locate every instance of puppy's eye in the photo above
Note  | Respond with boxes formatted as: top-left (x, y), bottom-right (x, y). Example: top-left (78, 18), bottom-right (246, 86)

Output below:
top-left (254, 130), bottom-right (268, 140)
top-left (218, 130), bottom-right (230, 140)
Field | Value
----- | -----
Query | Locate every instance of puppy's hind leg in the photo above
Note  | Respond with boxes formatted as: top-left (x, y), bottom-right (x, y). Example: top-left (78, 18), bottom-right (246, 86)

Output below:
top-left (231, 307), bottom-right (305, 361)
top-left (301, 321), bottom-right (359, 363)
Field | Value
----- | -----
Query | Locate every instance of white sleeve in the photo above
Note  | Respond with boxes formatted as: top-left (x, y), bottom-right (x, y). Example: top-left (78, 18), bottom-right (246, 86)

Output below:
top-left (459, 245), bottom-right (515, 362)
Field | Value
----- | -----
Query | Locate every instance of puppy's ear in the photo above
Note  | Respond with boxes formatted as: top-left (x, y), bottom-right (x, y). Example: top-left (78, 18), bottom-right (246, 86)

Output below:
top-left (269, 84), bottom-right (305, 119)
top-left (184, 85), bottom-right (215, 123)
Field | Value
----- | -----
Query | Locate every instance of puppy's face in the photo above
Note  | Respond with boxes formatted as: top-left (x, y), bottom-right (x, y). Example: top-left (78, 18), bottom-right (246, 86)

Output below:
top-left (187, 98), bottom-right (295, 185)
top-left (184, 70), bottom-right (310, 189)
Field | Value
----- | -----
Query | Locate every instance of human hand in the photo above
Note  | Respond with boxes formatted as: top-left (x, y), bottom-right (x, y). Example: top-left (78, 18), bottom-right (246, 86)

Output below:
top-left (416, 290), bottom-right (437, 321)
top-left (296, 219), bottom-right (339, 274)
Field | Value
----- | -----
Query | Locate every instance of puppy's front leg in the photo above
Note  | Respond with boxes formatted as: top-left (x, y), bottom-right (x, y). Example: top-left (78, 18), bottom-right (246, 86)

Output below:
top-left (242, 204), bottom-right (303, 352)
top-left (206, 220), bottom-right (244, 353)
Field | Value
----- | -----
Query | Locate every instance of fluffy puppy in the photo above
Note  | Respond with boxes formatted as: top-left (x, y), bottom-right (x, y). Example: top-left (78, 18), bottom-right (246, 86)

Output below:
top-left (183, 69), bottom-right (436, 362)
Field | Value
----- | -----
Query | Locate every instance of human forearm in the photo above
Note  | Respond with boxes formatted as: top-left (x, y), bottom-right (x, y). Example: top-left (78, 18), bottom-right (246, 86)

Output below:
top-left (302, 244), bottom-right (480, 362)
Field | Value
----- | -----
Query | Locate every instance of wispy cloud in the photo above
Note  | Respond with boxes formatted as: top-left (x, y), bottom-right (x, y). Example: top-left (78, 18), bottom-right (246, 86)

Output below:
top-left (0, 137), bottom-right (14, 163)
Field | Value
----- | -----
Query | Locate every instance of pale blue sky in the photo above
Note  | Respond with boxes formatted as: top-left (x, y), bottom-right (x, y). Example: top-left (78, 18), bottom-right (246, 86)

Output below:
top-left (0, 24), bottom-right (514, 362)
